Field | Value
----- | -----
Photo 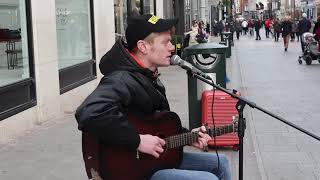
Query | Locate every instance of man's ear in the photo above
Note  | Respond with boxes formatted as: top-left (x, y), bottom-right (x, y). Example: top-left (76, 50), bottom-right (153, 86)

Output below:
top-left (136, 40), bottom-right (148, 55)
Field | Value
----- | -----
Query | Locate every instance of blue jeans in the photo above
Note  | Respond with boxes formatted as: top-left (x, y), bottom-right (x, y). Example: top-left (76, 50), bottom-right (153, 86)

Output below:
top-left (150, 152), bottom-right (231, 180)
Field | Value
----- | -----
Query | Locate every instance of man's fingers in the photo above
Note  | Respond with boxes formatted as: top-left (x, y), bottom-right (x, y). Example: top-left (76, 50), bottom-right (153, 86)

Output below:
top-left (151, 151), bottom-right (160, 158)
top-left (157, 137), bottom-right (166, 146)
top-left (155, 146), bottom-right (164, 153)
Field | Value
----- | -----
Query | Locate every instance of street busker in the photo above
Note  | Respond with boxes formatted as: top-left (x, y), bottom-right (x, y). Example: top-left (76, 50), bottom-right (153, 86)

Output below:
top-left (273, 18), bottom-right (282, 42)
top-left (75, 14), bottom-right (232, 180)
top-left (254, 19), bottom-right (262, 40)
top-left (264, 18), bottom-right (271, 38)
top-left (281, 16), bottom-right (292, 51)
top-left (298, 13), bottom-right (311, 52)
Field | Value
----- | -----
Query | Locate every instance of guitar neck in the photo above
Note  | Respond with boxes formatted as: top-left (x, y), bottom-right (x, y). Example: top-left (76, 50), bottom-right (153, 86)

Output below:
top-left (165, 124), bottom-right (235, 149)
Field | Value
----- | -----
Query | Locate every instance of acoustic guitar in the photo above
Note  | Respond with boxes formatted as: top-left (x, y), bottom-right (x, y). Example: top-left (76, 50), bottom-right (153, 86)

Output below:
top-left (82, 111), bottom-right (237, 180)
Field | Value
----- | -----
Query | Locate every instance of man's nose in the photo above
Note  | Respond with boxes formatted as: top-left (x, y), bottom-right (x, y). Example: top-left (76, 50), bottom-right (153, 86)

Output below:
top-left (169, 42), bottom-right (175, 52)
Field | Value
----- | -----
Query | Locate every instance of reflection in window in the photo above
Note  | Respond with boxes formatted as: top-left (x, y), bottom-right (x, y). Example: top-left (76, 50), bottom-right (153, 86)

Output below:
top-left (114, 0), bottom-right (128, 40)
top-left (55, 0), bottom-right (93, 69)
top-left (0, 1), bottom-right (30, 87)
top-left (142, 0), bottom-right (154, 15)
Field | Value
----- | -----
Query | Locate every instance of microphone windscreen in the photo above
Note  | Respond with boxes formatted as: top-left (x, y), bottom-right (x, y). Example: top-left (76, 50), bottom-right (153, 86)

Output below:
top-left (170, 55), bottom-right (181, 65)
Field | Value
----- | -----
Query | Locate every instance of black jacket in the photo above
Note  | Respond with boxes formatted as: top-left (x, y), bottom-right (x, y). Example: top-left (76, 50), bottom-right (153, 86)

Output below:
top-left (298, 18), bottom-right (311, 35)
top-left (281, 21), bottom-right (292, 36)
top-left (75, 40), bottom-right (170, 150)
top-left (254, 20), bottom-right (261, 31)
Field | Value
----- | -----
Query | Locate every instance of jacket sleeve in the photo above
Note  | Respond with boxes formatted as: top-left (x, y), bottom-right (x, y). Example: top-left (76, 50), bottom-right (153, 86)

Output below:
top-left (75, 74), bottom-right (140, 149)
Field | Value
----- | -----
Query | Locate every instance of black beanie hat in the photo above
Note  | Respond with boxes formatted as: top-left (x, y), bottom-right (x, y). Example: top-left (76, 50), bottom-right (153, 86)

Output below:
top-left (125, 14), bottom-right (178, 50)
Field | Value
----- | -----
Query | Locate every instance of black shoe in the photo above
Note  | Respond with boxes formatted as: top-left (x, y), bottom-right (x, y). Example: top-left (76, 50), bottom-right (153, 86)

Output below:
top-left (255, 39), bottom-right (258, 40)
top-left (285, 48), bottom-right (287, 51)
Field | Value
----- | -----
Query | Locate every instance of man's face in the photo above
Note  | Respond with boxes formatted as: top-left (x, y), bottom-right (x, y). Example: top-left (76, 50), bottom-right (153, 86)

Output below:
top-left (145, 31), bottom-right (175, 69)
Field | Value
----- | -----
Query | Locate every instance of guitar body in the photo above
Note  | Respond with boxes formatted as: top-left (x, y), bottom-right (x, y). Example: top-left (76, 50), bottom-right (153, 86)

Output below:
top-left (82, 111), bottom-right (184, 180)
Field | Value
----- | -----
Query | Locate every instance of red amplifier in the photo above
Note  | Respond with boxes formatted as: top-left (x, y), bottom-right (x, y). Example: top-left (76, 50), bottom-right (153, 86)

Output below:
top-left (201, 90), bottom-right (239, 150)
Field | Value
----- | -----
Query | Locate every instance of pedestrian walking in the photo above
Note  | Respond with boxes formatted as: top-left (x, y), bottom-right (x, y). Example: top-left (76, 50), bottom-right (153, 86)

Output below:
top-left (254, 19), bottom-right (262, 40)
top-left (242, 20), bottom-right (248, 35)
top-left (248, 19), bottom-right (254, 36)
top-left (298, 13), bottom-right (311, 52)
top-left (216, 20), bottom-right (224, 37)
top-left (291, 20), bottom-right (298, 41)
top-left (312, 16), bottom-right (320, 52)
top-left (264, 18), bottom-right (271, 38)
top-left (281, 16), bottom-right (292, 51)
top-left (235, 19), bottom-right (242, 40)
top-left (273, 18), bottom-right (281, 42)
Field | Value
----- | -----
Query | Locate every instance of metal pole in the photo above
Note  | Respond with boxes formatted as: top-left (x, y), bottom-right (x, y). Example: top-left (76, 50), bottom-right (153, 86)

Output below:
top-left (191, 0), bottom-right (198, 21)
top-left (200, 0), bottom-right (206, 22)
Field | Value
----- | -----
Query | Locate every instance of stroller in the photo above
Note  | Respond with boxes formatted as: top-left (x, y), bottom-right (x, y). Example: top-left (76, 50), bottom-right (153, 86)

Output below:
top-left (298, 32), bottom-right (320, 65)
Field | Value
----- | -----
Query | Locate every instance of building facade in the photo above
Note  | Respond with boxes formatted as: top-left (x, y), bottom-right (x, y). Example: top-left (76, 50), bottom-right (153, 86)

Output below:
top-left (0, 0), bottom-right (171, 144)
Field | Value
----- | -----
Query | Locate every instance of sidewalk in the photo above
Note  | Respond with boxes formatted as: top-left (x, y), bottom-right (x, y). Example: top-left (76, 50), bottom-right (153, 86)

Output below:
top-left (0, 36), bottom-right (261, 180)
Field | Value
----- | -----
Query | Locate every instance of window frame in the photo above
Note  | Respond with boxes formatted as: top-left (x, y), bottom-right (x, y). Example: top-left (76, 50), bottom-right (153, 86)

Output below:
top-left (58, 0), bottom-right (96, 94)
top-left (0, 0), bottom-right (37, 121)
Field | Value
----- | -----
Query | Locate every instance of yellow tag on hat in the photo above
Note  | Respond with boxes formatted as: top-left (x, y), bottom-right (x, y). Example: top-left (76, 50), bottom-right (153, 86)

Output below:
top-left (148, 15), bottom-right (159, 24)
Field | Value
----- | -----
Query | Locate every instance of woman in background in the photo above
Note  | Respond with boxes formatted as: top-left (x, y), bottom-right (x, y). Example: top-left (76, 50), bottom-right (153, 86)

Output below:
top-left (281, 16), bottom-right (292, 51)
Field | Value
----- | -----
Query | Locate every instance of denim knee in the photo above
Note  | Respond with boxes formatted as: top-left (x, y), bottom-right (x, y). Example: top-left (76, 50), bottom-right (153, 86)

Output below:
top-left (218, 154), bottom-right (229, 168)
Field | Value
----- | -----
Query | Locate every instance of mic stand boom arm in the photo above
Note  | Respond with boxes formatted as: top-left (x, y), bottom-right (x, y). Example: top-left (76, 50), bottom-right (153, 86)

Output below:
top-left (187, 71), bottom-right (320, 180)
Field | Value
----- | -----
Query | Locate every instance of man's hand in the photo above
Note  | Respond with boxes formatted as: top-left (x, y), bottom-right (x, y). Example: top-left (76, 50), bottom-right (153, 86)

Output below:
top-left (191, 126), bottom-right (212, 149)
top-left (137, 134), bottom-right (165, 158)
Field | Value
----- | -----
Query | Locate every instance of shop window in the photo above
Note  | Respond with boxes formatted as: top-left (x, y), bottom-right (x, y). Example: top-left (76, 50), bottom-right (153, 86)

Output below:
top-left (141, 0), bottom-right (156, 15)
top-left (114, 0), bottom-right (156, 40)
top-left (0, 0), bottom-right (36, 120)
top-left (55, 0), bottom-right (96, 94)
top-left (114, 0), bottom-right (128, 40)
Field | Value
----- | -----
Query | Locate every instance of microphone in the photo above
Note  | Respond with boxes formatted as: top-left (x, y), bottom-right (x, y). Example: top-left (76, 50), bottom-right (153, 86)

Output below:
top-left (170, 55), bottom-right (212, 80)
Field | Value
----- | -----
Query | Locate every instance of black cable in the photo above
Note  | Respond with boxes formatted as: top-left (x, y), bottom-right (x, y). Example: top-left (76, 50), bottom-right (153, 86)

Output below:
top-left (210, 82), bottom-right (220, 171)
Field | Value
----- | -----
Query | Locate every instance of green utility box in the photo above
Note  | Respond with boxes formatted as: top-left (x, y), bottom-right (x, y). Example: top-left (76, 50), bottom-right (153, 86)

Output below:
top-left (183, 42), bottom-right (228, 129)
top-left (172, 35), bottom-right (183, 57)
top-left (220, 32), bottom-right (232, 58)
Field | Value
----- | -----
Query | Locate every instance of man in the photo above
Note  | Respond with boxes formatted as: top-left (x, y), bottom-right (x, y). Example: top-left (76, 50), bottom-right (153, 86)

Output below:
top-left (75, 14), bottom-right (231, 180)
top-left (298, 13), bottom-right (311, 52)
top-left (254, 19), bottom-right (262, 40)
top-left (241, 19), bottom-right (248, 35)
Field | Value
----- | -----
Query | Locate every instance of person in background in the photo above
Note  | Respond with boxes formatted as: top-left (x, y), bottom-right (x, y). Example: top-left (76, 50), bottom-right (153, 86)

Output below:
top-left (206, 22), bottom-right (211, 35)
top-left (75, 14), bottom-right (231, 180)
top-left (264, 18), bottom-right (271, 38)
top-left (241, 19), bottom-right (248, 35)
top-left (273, 18), bottom-right (281, 42)
top-left (291, 20), bottom-right (298, 41)
top-left (235, 18), bottom-right (242, 40)
top-left (298, 13), bottom-right (311, 52)
top-left (184, 20), bottom-right (199, 46)
top-left (313, 16), bottom-right (320, 49)
top-left (217, 20), bottom-right (224, 36)
top-left (254, 19), bottom-right (262, 40)
top-left (197, 20), bottom-right (208, 43)
top-left (248, 19), bottom-right (254, 36)
top-left (281, 16), bottom-right (292, 51)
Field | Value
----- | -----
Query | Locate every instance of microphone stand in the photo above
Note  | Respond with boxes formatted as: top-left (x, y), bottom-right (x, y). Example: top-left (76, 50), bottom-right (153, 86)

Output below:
top-left (187, 71), bottom-right (320, 180)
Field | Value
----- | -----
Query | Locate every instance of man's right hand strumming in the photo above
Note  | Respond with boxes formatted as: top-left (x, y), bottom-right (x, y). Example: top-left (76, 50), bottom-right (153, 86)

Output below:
top-left (138, 134), bottom-right (165, 158)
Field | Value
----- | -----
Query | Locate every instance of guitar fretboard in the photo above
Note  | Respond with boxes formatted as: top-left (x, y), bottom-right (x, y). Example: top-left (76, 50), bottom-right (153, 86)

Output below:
top-left (165, 124), bottom-right (235, 149)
